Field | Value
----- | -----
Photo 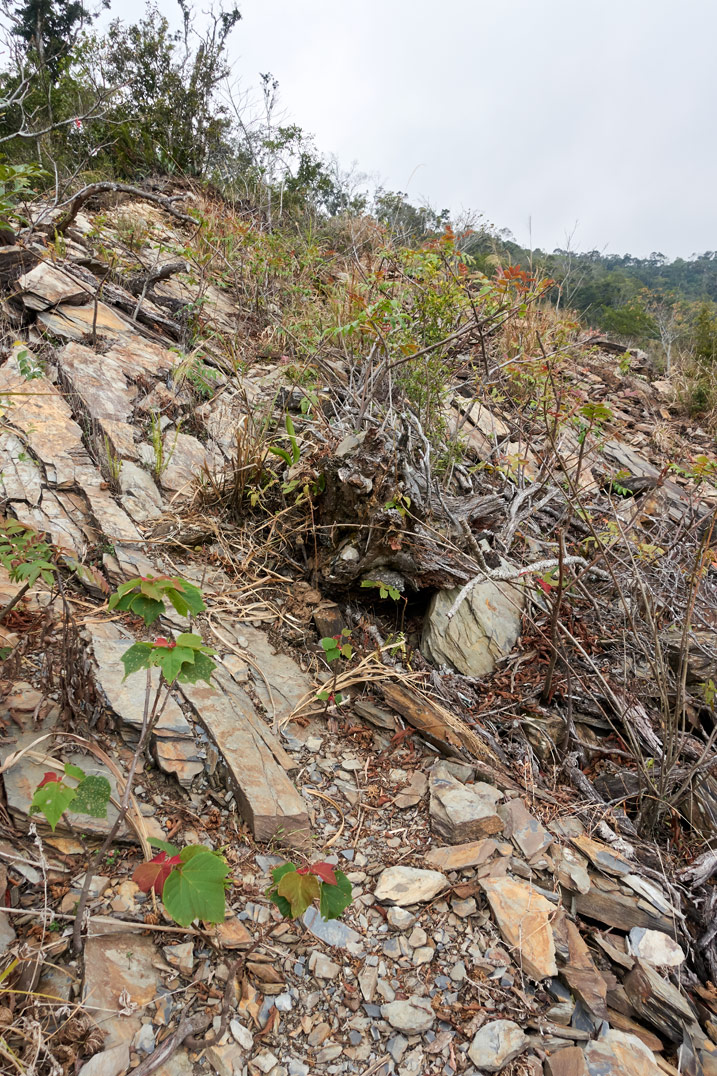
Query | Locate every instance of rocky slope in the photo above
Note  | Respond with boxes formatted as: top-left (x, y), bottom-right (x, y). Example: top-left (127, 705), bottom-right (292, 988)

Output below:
top-left (1, 185), bottom-right (717, 1076)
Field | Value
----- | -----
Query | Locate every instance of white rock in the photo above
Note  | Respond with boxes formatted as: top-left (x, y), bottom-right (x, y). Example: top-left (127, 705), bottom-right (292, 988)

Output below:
top-left (381, 997), bottom-right (435, 1033)
top-left (468, 1019), bottom-right (529, 1071)
top-left (387, 906), bottom-right (416, 929)
top-left (374, 866), bottom-right (447, 905)
top-left (78, 1044), bottom-right (130, 1076)
top-left (628, 927), bottom-right (685, 967)
top-left (230, 1019), bottom-right (254, 1050)
top-left (309, 951), bottom-right (341, 979)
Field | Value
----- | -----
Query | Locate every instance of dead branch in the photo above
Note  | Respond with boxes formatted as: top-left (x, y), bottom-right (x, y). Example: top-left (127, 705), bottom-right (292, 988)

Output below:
top-left (49, 183), bottom-right (198, 236)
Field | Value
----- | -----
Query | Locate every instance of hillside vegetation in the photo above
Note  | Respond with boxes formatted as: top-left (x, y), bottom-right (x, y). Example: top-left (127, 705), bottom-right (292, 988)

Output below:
top-left (1, 4), bottom-right (717, 1076)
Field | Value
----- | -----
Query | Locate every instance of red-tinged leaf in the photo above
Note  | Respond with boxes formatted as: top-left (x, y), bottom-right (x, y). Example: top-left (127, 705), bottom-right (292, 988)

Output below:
top-left (536, 579), bottom-right (553, 595)
top-left (309, 861), bottom-right (338, 886)
top-left (276, 869), bottom-right (320, 918)
top-left (133, 852), bottom-right (182, 896)
top-left (38, 771), bottom-right (60, 787)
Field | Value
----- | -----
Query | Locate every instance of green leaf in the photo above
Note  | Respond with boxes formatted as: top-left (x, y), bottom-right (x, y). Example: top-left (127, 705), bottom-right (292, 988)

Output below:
top-left (121, 642), bottom-right (154, 679)
top-left (173, 582), bottom-right (205, 616)
top-left (277, 870), bottom-right (320, 918)
top-left (318, 869), bottom-right (353, 920)
top-left (64, 763), bottom-right (86, 781)
top-left (129, 594), bottom-right (164, 625)
top-left (72, 775), bottom-right (111, 819)
top-left (30, 781), bottom-right (76, 831)
top-left (176, 650), bottom-right (216, 684)
top-left (147, 836), bottom-right (182, 856)
top-left (155, 645), bottom-right (195, 684)
top-left (175, 632), bottom-right (204, 649)
top-left (320, 637), bottom-right (337, 651)
top-left (266, 862), bottom-right (297, 918)
top-left (111, 578), bottom-right (142, 602)
top-left (161, 847), bottom-right (229, 927)
top-left (164, 588), bottom-right (189, 618)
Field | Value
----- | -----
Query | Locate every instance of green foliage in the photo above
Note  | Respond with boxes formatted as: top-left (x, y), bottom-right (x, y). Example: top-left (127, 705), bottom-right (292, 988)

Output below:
top-left (0, 521), bottom-right (57, 588)
top-left (266, 861), bottom-right (353, 921)
top-left (320, 630), bottom-right (352, 664)
top-left (0, 162), bottom-right (47, 227)
top-left (120, 632), bottom-right (217, 685)
top-left (156, 845), bottom-right (229, 927)
top-left (11, 0), bottom-right (95, 78)
top-left (361, 579), bottom-right (401, 601)
top-left (30, 765), bottom-right (110, 831)
top-left (108, 574), bottom-right (205, 626)
top-left (268, 413), bottom-right (301, 467)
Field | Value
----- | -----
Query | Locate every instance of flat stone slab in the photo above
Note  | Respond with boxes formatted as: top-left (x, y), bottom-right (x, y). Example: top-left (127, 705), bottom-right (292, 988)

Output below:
top-left (82, 932), bottom-right (159, 1050)
top-left (180, 668), bottom-right (309, 846)
top-left (480, 874), bottom-right (558, 980)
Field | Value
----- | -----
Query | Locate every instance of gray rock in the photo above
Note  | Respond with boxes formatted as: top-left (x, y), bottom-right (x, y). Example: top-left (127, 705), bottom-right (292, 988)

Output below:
top-left (387, 906), bottom-right (416, 929)
top-left (252, 1049), bottom-right (279, 1073)
top-left (388, 1034), bottom-right (409, 1063)
top-left (430, 762), bottom-right (504, 844)
top-left (309, 951), bottom-right (340, 979)
top-left (303, 905), bottom-right (362, 949)
top-left (163, 941), bottom-right (194, 977)
top-left (229, 1019), bottom-right (254, 1050)
top-left (421, 566), bottom-right (524, 677)
top-left (358, 965), bottom-right (378, 1002)
top-left (408, 926), bottom-right (427, 947)
top-left (412, 946), bottom-right (435, 966)
top-left (499, 797), bottom-right (553, 859)
top-left (381, 997), bottom-right (435, 1033)
top-left (374, 865), bottom-right (448, 905)
top-left (134, 1024), bottom-right (156, 1054)
top-left (467, 1019), bottom-right (529, 1071)
top-left (78, 1044), bottom-right (130, 1076)
top-left (628, 927), bottom-right (685, 967)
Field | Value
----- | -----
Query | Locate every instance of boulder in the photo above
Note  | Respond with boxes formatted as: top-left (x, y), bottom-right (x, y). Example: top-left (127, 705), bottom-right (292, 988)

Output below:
top-left (421, 570), bottom-right (524, 677)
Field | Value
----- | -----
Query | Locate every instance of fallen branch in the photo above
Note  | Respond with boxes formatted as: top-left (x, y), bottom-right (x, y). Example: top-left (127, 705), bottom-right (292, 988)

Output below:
top-left (49, 183), bottom-right (197, 236)
top-left (445, 555), bottom-right (590, 621)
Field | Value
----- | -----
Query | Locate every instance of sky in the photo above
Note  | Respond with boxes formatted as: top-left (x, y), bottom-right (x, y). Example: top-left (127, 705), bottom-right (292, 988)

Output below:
top-left (114, 0), bottom-right (717, 260)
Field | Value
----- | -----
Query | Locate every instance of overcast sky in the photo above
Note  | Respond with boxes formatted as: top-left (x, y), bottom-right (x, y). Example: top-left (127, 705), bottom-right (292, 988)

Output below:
top-left (117, 0), bottom-right (717, 260)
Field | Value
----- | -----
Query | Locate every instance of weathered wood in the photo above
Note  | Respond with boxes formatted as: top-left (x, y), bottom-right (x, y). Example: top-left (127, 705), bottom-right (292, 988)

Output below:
top-left (624, 960), bottom-right (706, 1046)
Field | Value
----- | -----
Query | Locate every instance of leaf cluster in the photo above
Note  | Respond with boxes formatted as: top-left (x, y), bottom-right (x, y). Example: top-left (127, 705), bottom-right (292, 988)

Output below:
top-left (133, 841), bottom-right (229, 927)
top-left (108, 574), bottom-right (205, 626)
top-left (121, 632), bottom-right (216, 685)
top-left (0, 520), bottom-right (56, 587)
top-left (30, 764), bottom-right (111, 831)
top-left (266, 861), bottom-right (352, 921)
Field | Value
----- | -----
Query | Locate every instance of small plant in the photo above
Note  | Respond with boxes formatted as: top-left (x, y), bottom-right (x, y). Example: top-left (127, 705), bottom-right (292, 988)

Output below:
top-left (0, 161), bottom-right (47, 228)
top-left (149, 413), bottom-right (181, 477)
top-left (268, 413), bottom-right (301, 467)
top-left (30, 764), bottom-right (111, 831)
top-left (266, 860), bottom-right (352, 920)
top-left (317, 629), bottom-right (353, 706)
top-left (15, 346), bottom-right (44, 381)
top-left (361, 578), bottom-right (401, 601)
top-left (133, 840), bottom-right (229, 927)
top-left (103, 436), bottom-right (123, 486)
top-left (0, 521), bottom-right (56, 589)
top-left (108, 574), bottom-right (205, 626)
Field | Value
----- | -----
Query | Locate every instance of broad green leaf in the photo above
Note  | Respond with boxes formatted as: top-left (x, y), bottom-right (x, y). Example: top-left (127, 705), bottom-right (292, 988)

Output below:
top-left (277, 870), bottom-right (320, 918)
top-left (266, 862), bottom-right (297, 918)
top-left (147, 836), bottom-right (182, 856)
top-left (320, 637), bottom-right (337, 651)
top-left (177, 583), bottom-right (205, 616)
top-left (129, 594), bottom-right (164, 625)
top-left (318, 869), bottom-right (352, 921)
top-left (121, 642), bottom-right (154, 679)
top-left (175, 632), bottom-right (204, 649)
top-left (64, 763), bottom-right (86, 781)
top-left (164, 587), bottom-right (189, 618)
top-left (138, 581), bottom-right (165, 601)
top-left (176, 650), bottom-right (216, 684)
top-left (72, 775), bottom-right (111, 819)
top-left (162, 848), bottom-right (229, 927)
top-left (155, 645), bottom-right (195, 684)
top-left (110, 577), bottom-right (142, 602)
top-left (30, 780), bottom-right (76, 831)
top-left (112, 593), bottom-right (135, 612)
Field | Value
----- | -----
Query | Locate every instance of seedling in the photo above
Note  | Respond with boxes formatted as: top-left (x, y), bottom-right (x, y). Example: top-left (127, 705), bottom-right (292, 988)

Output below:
top-left (317, 629), bottom-right (352, 706)
top-left (266, 860), bottom-right (352, 921)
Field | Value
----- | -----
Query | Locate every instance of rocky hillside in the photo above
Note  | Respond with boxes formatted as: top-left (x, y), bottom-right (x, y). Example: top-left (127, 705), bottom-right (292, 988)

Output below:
top-left (1, 183), bottom-right (717, 1076)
